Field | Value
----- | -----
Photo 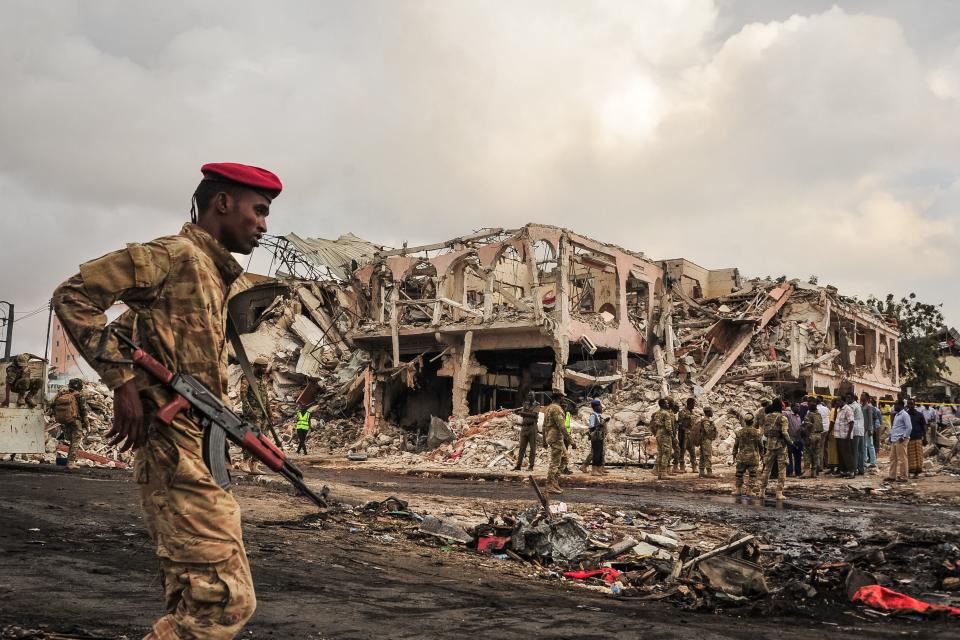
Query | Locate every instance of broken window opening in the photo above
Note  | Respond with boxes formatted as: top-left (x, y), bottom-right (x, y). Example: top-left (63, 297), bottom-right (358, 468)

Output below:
top-left (626, 274), bottom-right (650, 333)
top-left (569, 243), bottom-right (619, 325)
top-left (533, 239), bottom-right (558, 281)
top-left (398, 262), bottom-right (438, 325)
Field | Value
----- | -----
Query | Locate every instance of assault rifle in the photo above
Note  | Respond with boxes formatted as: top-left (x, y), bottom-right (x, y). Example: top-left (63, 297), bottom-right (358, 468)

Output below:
top-left (95, 325), bottom-right (329, 508)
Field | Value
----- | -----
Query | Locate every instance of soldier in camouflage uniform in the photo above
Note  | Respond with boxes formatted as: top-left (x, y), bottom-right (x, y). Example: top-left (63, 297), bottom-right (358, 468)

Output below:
top-left (669, 398), bottom-right (682, 473)
top-left (542, 393), bottom-right (571, 494)
top-left (514, 392), bottom-right (539, 471)
top-left (732, 412), bottom-right (761, 496)
top-left (699, 406), bottom-right (718, 478)
top-left (3, 353), bottom-right (43, 408)
top-left (676, 398), bottom-right (698, 473)
top-left (53, 378), bottom-right (89, 469)
top-left (238, 362), bottom-right (270, 474)
top-left (758, 398), bottom-right (791, 500)
top-left (650, 398), bottom-right (675, 480)
top-left (801, 398), bottom-right (824, 478)
top-left (53, 162), bottom-right (281, 639)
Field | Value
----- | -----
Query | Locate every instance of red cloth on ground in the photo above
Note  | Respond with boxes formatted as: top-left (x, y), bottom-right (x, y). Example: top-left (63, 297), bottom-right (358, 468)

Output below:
top-left (563, 568), bottom-right (622, 584)
top-left (852, 585), bottom-right (960, 616)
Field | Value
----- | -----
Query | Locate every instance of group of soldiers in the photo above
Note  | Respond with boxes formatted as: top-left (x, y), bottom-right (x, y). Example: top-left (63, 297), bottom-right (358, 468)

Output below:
top-left (648, 396), bottom-right (719, 480)
top-left (3, 354), bottom-right (87, 470)
top-left (515, 389), bottom-right (829, 502)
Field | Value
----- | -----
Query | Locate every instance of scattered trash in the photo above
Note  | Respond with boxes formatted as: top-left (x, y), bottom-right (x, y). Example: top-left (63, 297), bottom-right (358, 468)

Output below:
top-left (419, 515), bottom-right (474, 544)
top-left (852, 585), bottom-right (960, 617)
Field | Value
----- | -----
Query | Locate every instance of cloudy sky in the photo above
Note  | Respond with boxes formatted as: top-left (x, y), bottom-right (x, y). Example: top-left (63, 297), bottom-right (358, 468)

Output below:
top-left (1, 0), bottom-right (958, 357)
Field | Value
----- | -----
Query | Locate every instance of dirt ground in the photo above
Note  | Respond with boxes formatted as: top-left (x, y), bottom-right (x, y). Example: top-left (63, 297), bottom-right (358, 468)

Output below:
top-left (1, 462), bottom-right (958, 639)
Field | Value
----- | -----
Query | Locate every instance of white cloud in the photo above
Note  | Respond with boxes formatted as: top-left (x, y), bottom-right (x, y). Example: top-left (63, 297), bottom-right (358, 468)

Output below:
top-left (0, 1), bottom-right (957, 357)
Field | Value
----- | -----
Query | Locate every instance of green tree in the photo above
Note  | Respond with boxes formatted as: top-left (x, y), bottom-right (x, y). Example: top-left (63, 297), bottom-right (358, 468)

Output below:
top-left (867, 293), bottom-right (946, 388)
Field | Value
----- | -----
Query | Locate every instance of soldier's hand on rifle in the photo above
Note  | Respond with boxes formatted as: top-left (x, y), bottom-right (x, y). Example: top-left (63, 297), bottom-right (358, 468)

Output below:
top-left (109, 380), bottom-right (146, 452)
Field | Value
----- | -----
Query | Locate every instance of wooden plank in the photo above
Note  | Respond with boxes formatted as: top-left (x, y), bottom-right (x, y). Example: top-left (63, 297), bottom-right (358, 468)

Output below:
top-left (564, 368), bottom-right (623, 386)
top-left (438, 297), bottom-right (484, 317)
top-left (682, 535), bottom-right (755, 572)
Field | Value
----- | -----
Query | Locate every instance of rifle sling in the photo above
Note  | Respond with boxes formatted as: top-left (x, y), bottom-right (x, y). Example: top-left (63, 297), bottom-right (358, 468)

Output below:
top-left (226, 314), bottom-right (283, 448)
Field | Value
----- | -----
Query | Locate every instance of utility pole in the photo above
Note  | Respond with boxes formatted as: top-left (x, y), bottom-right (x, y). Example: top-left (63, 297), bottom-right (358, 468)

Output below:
top-left (43, 299), bottom-right (53, 362)
top-left (0, 301), bottom-right (13, 361)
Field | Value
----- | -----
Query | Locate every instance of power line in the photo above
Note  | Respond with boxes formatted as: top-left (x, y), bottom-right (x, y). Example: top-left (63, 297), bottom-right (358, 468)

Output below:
top-left (12, 305), bottom-right (50, 323)
top-left (14, 302), bottom-right (49, 316)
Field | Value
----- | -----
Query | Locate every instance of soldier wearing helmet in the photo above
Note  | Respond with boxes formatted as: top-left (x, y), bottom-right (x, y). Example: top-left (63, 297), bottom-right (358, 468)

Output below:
top-left (53, 378), bottom-right (88, 469)
top-left (3, 353), bottom-right (43, 408)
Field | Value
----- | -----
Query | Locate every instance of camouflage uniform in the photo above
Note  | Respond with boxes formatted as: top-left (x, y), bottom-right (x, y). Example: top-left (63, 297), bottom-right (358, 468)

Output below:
top-left (670, 409), bottom-right (682, 471)
top-left (677, 408), bottom-right (698, 472)
top-left (801, 410), bottom-right (824, 477)
top-left (4, 354), bottom-right (42, 408)
top-left (699, 417), bottom-right (717, 477)
top-left (53, 380), bottom-right (88, 466)
top-left (514, 396), bottom-right (539, 470)
top-left (53, 223), bottom-right (256, 639)
top-left (759, 411), bottom-right (791, 498)
top-left (542, 402), bottom-right (568, 488)
top-left (650, 409), bottom-right (674, 478)
top-left (732, 422), bottom-right (762, 495)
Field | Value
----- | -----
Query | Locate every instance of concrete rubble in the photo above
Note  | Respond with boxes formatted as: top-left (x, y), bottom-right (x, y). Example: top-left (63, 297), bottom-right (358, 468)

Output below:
top-left (2, 381), bottom-right (131, 468)
top-left (321, 484), bottom-right (960, 616)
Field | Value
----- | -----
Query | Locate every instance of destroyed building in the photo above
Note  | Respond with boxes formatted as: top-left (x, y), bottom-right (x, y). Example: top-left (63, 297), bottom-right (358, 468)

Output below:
top-left (346, 224), bottom-right (662, 428)
top-left (665, 261), bottom-right (903, 400)
top-left (251, 223), bottom-right (902, 438)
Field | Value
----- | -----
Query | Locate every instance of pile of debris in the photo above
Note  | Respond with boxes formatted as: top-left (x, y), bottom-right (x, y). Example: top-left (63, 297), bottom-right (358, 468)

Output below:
top-left (933, 414), bottom-right (960, 474)
top-left (357, 377), bottom-right (777, 472)
top-left (655, 278), bottom-right (896, 393)
top-left (3, 381), bottom-right (132, 469)
top-left (331, 484), bottom-right (960, 618)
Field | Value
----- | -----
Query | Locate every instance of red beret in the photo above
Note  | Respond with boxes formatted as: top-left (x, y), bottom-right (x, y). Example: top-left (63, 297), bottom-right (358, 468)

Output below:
top-left (200, 162), bottom-right (282, 200)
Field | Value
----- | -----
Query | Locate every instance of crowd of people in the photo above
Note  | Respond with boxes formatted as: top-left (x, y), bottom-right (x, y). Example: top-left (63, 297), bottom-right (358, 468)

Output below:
top-left (514, 389), bottom-right (954, 499)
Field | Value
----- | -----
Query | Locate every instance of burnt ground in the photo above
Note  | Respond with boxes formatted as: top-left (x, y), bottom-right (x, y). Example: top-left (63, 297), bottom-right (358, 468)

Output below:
top-left (0, 463), bottom-right (958, 639)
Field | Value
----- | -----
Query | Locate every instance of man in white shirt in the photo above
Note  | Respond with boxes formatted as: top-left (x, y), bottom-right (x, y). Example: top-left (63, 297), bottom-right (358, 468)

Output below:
top-left (834, 395), bottom-right (856, 478)
top-left (851, 396), bottom-right (865, 475)
top-left (816, 397), bottom-right (831, 474)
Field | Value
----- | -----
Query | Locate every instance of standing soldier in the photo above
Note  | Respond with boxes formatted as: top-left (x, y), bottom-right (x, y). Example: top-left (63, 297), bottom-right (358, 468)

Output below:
top-left (758, 398), bottom-right (791, 500)
top-left (53, 162), bottom-right (281, 638)
top-left (732, 412), bottom-right (762, 496)
top-left (650, 398), bottom-right (675, 480)
top-left (542, 393), bottom-right (571, 494)
top-left (239, 361), bottom-right (270, 473)
top-left (669, 398), bottom-right (682, 473)
top-left (676, 397), bottom-right (699, 473)
top-left (560, 405), bottom-right (575, 475)
top-left (586, 398), bottom-right (608, 476)
top-left (53, 378), bottom-right (89, 470)
top-left (513, 391), bottom-right (540, 471)
top-left (699, 407), bottom-right (717, 478)
top-left (3, 354), bottom-right (43, 408)
top-left (801, 398), bottom-right (824, 478)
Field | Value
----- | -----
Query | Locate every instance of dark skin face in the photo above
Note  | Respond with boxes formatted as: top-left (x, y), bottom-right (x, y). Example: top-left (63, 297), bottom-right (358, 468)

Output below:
top-left (198, 189), bottom-right (270, 254)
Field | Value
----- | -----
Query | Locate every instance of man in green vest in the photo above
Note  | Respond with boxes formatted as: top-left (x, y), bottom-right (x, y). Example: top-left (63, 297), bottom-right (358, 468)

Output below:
top-left (295, 403), bottom-right (312, 455)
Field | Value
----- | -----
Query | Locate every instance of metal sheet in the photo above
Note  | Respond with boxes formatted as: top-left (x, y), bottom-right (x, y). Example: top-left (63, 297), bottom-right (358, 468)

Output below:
top-left (284, 232), bottom-right (383, 280)
top-left (0, 407), bottom-right (46, 454)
